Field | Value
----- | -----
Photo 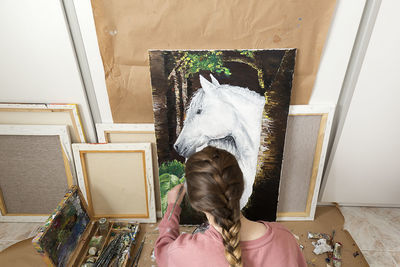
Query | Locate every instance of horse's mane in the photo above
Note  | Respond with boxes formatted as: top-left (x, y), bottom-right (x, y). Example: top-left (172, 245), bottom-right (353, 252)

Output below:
top-left (186, 83), bottom-right (264, 114)
top-left (218, 84), bottom-right (265, 105)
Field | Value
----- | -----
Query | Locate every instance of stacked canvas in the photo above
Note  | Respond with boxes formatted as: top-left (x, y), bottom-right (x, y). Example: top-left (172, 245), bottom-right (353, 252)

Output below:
top-left (0, 104), bottom-right (84, 222)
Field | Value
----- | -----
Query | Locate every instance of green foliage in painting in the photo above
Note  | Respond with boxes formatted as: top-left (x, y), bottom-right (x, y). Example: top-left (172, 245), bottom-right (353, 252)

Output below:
top-left (178, 51), bottom-right (231, 77)
top-left (239, 50), bottom-right (255, 59)
top-left (159, 159), bottom-right (185, 178)
top-left (159, 160), bottom-right (186, 214)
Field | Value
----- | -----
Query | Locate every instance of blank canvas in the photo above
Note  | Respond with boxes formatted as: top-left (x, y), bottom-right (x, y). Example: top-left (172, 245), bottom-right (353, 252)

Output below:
top-left (278, 115), bottom-right (321, 214)
top-left (0, 135), bottom-right (69, 214)
top-left (82, 151), bottom-right (148, 217)
top-left (99, 129), bottom-right (161, 216)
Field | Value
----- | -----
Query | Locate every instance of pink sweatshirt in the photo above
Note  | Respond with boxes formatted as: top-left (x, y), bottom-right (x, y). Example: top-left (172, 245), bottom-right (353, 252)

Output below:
top-left (155, 204), bottom-right (307, 267)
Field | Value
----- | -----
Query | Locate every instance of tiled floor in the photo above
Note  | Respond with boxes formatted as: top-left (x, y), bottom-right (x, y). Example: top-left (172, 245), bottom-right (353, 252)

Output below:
top-left (0, 207), bottom-right (399, 266)
top-left (0, 222), bottom-right (42, 252)
top-left (339, 206), bottom-right (400, 267)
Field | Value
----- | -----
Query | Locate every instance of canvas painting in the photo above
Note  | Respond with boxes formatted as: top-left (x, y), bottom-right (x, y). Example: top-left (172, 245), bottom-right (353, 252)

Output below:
top-left (149, 49), bottom-right (296, 224)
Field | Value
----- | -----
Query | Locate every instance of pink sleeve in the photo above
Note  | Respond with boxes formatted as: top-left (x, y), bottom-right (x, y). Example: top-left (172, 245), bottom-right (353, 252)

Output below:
top-left (272, 223), bottom-right (307, 267)
top-left (155, 204), bottom-right (182, 266)
top-left (293, 239), bottom-right (307, 267)
top-left (282, 227), bottom-right (307, 267)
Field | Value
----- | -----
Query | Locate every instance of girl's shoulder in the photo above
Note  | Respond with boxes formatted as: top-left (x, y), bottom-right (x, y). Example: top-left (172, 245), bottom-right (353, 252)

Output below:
top-left (168, 228), bottom-right (221, 253)
top-left (264, 221), bottom-right (292, 233)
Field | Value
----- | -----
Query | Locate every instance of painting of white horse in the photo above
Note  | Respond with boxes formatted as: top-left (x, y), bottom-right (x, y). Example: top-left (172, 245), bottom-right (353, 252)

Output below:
top-left (174, 74), bottom-right (265, 209)
top-left (149, 49), bottom-right (296, 224)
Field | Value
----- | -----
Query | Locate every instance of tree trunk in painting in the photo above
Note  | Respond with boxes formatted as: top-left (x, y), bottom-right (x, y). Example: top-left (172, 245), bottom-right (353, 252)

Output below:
top-left (243, 49), bottom-right (295, 221)
top-left (181, 70), bottom-right (188, 113)
top-left (171, 69), bottom-right (182, 136)
top-left (149, 51), bottom-right (170, 164)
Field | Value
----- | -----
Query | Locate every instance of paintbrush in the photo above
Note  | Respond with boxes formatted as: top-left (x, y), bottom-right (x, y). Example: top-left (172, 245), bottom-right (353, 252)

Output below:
top-left (168, 183), bottom-right (185, 221)
top-left (130, 237), bottom-right (145, 267)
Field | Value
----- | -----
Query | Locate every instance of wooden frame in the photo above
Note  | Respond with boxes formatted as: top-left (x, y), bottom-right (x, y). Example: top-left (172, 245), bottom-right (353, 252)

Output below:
top-left (0, 125), bottom-right (75, 222)
top-left (96, 123), bottom-right (155, 143)
top-left (72, 143), bottom-right (156, 223)
top-left (96, 123), bottom-right (162, 218)
top-left (277, 105), bottom-right (335, 221)
top-left (0, 103), bottom-right (86, 143)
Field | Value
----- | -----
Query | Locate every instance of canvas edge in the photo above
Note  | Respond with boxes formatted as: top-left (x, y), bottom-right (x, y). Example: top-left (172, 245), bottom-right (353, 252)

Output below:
top-left (72, 143), bottom-right (157, 223)
top-left (95, 123), bottom-right (155, 143)
top-left (276, 105), bottom-right (335, 221)
top-left (95, 123), bottom-right (162, 218)
top-left (0, 103), bottom-right (87, 143)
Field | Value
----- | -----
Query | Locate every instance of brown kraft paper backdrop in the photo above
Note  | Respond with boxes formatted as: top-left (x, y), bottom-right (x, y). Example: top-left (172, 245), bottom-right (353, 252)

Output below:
top-left (91, 0), bottom-right (337, 123)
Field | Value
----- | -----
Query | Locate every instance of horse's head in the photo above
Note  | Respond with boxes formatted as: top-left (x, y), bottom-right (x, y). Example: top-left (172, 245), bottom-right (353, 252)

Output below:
top-left (174, 75), bottom-right (238, 158)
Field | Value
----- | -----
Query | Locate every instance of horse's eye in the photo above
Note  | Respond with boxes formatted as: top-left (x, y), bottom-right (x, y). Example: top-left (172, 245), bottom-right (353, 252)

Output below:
top-left (196, 109), bottom-right (202, 115)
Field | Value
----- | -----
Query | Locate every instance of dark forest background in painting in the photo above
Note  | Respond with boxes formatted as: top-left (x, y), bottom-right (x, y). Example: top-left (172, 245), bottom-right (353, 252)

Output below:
top-left (149, 49), bottom-right (296, 224)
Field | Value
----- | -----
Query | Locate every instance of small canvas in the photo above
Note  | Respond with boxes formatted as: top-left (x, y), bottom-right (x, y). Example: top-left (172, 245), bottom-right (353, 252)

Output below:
top-left (149, 49), bottom-right (296, 224)
top-left (72, 143), bottom-right (157, 223)
top-left (277, 105), bottom-right (335, 221)
top-left (0, 125), bottom-right (75, 222)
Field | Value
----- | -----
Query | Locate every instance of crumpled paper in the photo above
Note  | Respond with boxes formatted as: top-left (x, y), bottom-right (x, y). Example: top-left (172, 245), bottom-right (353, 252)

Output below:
top-left (312, 238), bottom-right (333, 255)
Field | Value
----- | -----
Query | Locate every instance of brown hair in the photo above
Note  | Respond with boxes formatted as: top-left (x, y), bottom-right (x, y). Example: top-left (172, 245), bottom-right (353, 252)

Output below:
top-left (185, 146), bottom-right (244, 267)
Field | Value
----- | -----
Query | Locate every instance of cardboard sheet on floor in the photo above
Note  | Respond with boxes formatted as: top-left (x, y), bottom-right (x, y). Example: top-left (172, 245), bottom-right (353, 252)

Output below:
top-left (280, 206), bottom-right (369, 267)
top-left (0, 206), bottom-right (368, 266)
top-left (90, 0), bottom-right (337, 122)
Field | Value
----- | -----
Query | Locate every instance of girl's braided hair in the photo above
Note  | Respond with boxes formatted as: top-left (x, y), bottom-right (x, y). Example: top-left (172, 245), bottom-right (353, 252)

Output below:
top-left (185, 146), bottom-right (244, 267)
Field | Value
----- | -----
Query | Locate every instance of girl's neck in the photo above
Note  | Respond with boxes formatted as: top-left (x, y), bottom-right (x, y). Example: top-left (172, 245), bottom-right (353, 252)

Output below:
top-left (205, 212), bottom-right (268, 241)
top-left (205, 212), bottom-right (249, 233)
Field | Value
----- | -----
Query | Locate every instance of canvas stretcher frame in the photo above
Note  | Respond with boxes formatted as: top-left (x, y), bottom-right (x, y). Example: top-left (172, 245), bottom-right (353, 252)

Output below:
top-left (96, 123), bottom-right (155, 142)
top-left (96, 123), bottom-right (162, 217)
top-left (276, 105), bottom-right (335, 221)
top-left (72, 143), bottom-right (157, 223)
top-left (0, 124), bottom-right (75, 222)
top-left (0, 103), bottom-right (86, 143)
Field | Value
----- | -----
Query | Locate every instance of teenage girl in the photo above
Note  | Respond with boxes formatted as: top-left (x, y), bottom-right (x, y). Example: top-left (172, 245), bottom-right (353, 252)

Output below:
top-left (155, 146), bottom-right (306, 267)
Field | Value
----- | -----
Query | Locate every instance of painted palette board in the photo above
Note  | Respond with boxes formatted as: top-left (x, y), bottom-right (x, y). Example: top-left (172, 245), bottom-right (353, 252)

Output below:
top-left (0, 125), bottom-right (75, 222)
top-left (32, 186), bottom-right (91, 267)
top-left (0, 103), bottom-right (86, 143)
top-left (277, 105), bottom-right (335, 221)
top-left (72, 143), bottom-right (156, 223)
top-left (96, 123), bottom-right (162, 217)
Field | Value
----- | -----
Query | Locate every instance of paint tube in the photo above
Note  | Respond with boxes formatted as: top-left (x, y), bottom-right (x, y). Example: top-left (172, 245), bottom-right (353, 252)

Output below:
top-left (307, 232), bottom-right (332, 240)
top-left (333, 242), bottom-right (342, 267)
top-left (98, 218), bottom-right (109, 235)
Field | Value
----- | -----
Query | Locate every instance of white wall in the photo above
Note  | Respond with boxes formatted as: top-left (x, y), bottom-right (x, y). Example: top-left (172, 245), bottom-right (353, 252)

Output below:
top-left (321, 0), bottom-right (400, 205)
top-left (309, 0), bottom-right (366, 105)
top-left (0, 0), bottom-right (97, 142)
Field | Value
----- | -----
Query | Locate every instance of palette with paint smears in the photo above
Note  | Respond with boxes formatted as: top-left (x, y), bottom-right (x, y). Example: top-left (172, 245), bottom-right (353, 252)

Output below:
top-left (32, 186), bottom-right (140, 267)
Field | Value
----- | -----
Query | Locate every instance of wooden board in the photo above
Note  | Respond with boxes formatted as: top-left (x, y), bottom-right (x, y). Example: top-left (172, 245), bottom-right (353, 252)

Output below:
top-left (0, 125), bottom-right (74, 222)
top-left (73, 143), bottom-right (156, 223)
top-left (96, 123), bottom-right (161, 217)
top-left (277, 105), bottom-right (334, 221)
top-left (0, 103), bottom-right (86, 143)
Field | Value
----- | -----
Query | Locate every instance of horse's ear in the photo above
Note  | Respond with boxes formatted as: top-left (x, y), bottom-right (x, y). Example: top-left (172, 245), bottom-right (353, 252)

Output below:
top-left (210, 74), bottom-right (220, 86)
top-left (199, 75), bottom-right (215, 94)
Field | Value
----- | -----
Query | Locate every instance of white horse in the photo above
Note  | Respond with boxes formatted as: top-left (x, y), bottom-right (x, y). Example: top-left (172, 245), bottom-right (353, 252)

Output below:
top-left (174, 74), bottom-right (265, 209)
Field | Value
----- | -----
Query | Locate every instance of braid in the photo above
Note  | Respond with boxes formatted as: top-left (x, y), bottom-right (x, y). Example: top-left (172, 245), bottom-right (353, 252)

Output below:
top-left (186, 146), bottom-right (245, 267)
top-left (220, 220), bottom-right (242, 267)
